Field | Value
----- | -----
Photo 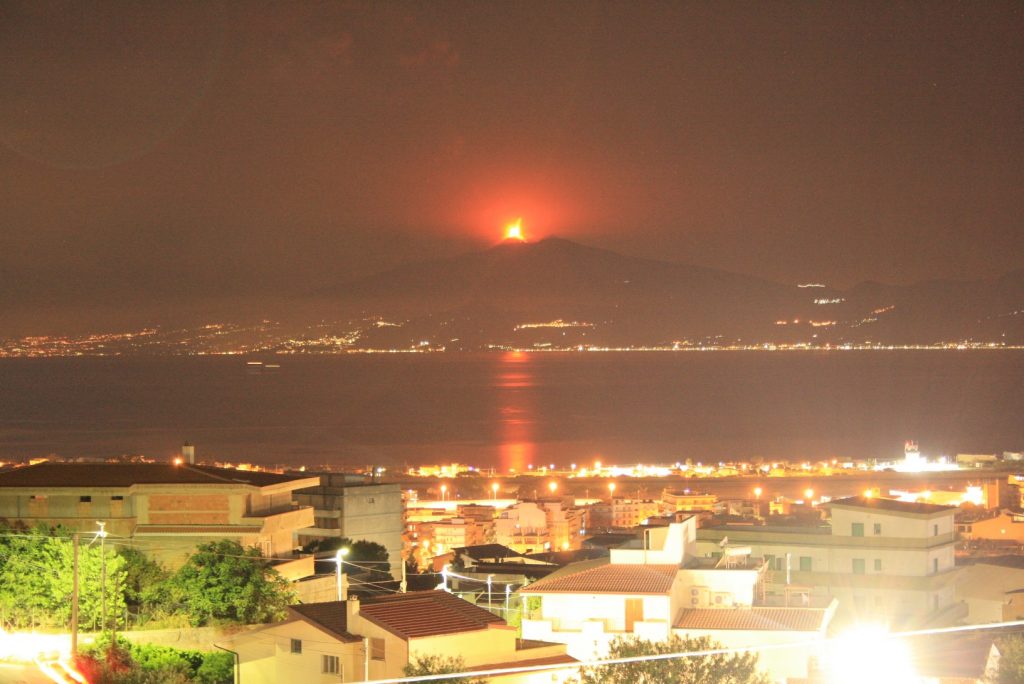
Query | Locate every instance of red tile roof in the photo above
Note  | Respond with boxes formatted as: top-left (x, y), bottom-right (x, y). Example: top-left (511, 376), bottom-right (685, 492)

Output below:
top-left (825, 496), bottom-right (953, 516)
top-left (522, 563), bottom-right (678, 595)
top-left (674, 607), bottom-right (828, 632)
top-left (289, 602), bottom-right (362, 643)
top-left (478, 653), bottom-right (579, 674)
top-left (358, 590), bottom-right (505, 640)
top-left (0, 463), bottom-right (314, 488)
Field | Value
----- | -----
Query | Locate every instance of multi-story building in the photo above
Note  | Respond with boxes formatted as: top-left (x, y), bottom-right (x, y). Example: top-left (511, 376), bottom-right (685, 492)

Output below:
top-left (589, 497), bottom-right (660, 530)
top-left (660, 489), bottom-right (719, 514)
top-left (696, 496), bottom-right (961, 629)
top-left (294, 473), bottom-right (404, 579)
top-left (0, 462), bottom-right (318, 571)
top-left (521, 517), bottom-right (834, 683)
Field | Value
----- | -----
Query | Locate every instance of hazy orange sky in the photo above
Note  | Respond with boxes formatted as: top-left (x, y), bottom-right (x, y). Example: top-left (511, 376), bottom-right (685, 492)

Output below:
top-left (1, 1), bottom-right (1021, 315)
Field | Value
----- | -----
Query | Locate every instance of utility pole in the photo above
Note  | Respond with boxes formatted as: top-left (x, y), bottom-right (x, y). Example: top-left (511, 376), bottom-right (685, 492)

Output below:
top-left (96, 521), bottom-right (108, 634)
top-left (71, 532), bottom-right (79, 656)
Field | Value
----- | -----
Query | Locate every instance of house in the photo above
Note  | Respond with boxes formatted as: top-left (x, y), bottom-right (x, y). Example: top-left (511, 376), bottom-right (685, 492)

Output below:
top-left (956, 562), bottom-right (1024, 624)
top-left (222, 590), bottom-right (576, 683)
top-left (0, 462), bottom-right (318, 571)
top-left (520, 517), bottom-right (834, 683)
top-left (697, 496), bottom-right (962, 629)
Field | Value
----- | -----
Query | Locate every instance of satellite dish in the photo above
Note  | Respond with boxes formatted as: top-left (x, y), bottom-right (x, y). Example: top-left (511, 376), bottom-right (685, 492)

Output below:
top-left (719, 536), bottom-right (729, 548)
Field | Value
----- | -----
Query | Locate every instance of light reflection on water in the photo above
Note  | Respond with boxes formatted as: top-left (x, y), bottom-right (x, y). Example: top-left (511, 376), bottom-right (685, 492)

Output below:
top-left (496, 351), bottom-right (536, 473)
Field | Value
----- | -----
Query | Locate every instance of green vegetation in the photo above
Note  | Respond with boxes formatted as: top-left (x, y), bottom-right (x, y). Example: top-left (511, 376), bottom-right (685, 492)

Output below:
top-left (574, 635), bottom-right (769, 684)
top-left (0, 526), bottom-right (292, 630)
top-left (404, 654), bottom-right (487, 684)
top-left (78, 636), bottom-right (233, 684)
top-left (164, 539), bottom-right (295, 626)
top-left (0, 522), bottom-right (126, 630)
top-left (303, 536), bottom-right (392, 581)
top-left (994, 634), bottom-right (1024, 684)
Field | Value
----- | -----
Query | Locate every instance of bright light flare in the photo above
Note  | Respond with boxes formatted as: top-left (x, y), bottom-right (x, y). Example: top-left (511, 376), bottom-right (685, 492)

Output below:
top-left (504, 218), bottom-right (525, 242)
top-left (826, 625), bottom-right (921, 684)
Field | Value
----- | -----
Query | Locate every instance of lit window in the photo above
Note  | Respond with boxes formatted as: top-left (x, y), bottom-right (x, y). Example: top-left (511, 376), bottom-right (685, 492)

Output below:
top-left (322, 655), bottom-right (340, 674)
top-left (290, 639), bottom-right (302, 654)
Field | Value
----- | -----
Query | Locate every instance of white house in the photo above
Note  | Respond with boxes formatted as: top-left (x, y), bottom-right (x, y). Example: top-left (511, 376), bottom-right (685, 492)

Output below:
top-left (520, 517), bottom-right (834, 683)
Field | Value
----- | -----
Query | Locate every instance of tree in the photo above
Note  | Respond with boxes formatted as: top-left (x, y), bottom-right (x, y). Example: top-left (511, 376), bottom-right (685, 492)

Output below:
top-left (305, 536), bottom-right (393, 581)
top-left (404, 654), bottom-right (487, 684)
top-left (0, 523), bottom-right (126, 630)
top-left (118, 546), bottom-right (171, 620)
top-left (994, 634), bottom-right (1024, 684)
top-left (165, 540), bottom-right (294, 626)
top-left (575, 635), bottom-right (769, 684)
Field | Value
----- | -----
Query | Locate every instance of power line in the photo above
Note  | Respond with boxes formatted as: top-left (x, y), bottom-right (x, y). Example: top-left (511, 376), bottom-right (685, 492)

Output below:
top-left (362, 618), bottom-right (1024, 684)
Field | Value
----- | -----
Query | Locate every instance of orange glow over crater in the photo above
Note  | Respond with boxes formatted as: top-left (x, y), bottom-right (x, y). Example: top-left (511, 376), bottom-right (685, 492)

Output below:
top-left (504, 218), bottom-right (526, 242)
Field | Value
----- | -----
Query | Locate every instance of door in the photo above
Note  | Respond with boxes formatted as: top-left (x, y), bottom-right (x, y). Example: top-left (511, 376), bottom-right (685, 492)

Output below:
top-left (625, 598), bottom-right (644, 632)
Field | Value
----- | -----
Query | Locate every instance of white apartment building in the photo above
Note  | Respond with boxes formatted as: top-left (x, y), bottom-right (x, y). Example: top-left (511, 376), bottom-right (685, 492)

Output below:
top-left (696, 496), bottom-right (961, 629)
top-left (521, 518), bottom-right (834, 683)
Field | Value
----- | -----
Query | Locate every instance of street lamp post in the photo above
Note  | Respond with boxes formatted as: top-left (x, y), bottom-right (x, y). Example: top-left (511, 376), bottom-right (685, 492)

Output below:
top-left (95, 521), bottom-right (108, 634)
top-left (440, 484), bottom-right (447, 502)
top-left (335, 547), bottom-right (350, 601)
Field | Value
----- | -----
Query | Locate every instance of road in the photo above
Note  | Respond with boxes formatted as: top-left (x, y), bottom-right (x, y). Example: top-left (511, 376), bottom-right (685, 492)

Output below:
top-left (0, 663), bottom-right (51, 684)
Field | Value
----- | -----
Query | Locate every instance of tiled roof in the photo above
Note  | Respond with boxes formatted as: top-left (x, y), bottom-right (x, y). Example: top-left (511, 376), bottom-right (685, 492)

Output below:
top-left (477, 653), bottom-right (578, 672)
top-left (674, 607), bottom-right (828, 632)
top-left (358, 590), bottom-right (505, 639)
top-left (825, 496), bottom-right (953, 516)
top-left (521, 562), bottom-right (678, 595)
top-left (455, 544), bottom-right (524, 561)
top-left (134, 525), bottom-right (264, 535)
top-left (289, 603), bottom-right (362, 643)
top-left (0, 463), bottom-right (314, 488)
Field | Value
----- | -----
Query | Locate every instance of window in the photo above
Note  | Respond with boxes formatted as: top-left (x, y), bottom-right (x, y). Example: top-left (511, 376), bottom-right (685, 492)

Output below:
top-left (874, 559), bottom-right (882, 571)
top-left (79, 496), bottom-right (92, 503)
top-left (851, 522), bottom-right (864, 537)
top-left (933, 558), bottom-right (939, 574)
top-left (112, 495), bottom-right (124, 501)
top-left (873, 523), bottom-right (881, 535)
top-left (322, 655), bottom-right (340, 674)
top-left (290, 639), bottom-right (302, 654)
top-left (799, 556), bottom-right (812, 572)
top-left (852, 558), bottom-right (865, 575)
top-left (933, 524), bottom-right (939, 536)
top-left (371, 637), bottom-right (385, 661)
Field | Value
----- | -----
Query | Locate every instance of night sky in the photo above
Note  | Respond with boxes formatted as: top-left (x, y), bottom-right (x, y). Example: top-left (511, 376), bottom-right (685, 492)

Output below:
top-left (1, 2), bottom-right (1021, 326)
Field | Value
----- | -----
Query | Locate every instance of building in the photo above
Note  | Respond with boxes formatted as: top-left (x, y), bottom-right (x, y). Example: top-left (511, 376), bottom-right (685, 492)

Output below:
top-left (494, 502), bottom-right (553, 554)
top-left (520, 518), bottom-right (834, 683)
top-left (222, 590), bottom-right (576, 684)
top-left (956, 562), bottom-right (1024, 624)
top-left (958, 510), bottom-right (1024, 543)
top-left (0, 462), bottom-right (318, 570)
top-left (589, 497), bottom-right (661, 529)
top-left (660, 489), bottom-right (719, 514)
top-left (696, 496), bottom-right (961, 629)
top-left (295, 474), bottom-right (404, 579)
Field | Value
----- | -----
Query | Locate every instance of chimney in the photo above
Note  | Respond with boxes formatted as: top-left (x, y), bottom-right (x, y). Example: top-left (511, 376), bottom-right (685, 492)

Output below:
top-left (182, 442), bottom-right (195, 465)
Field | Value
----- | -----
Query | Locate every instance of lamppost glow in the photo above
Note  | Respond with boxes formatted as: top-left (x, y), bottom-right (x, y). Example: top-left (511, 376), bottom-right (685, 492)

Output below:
top-left (440, 484), bottom-right (447, 501)
top-left (548, 481), bottom-right (557, 494)
top-left (491, 482), bottom-right (499, 500)
top-left (335, 547), bottom-right (350, 601)
top-left (608, 481), bottom-right (616, 498)
top-left (826, 624), bottom-right (920, 684)
top-left (754, 486), bottom-right (763, 499)
top-left (804, 488), bottom-right (814, 501)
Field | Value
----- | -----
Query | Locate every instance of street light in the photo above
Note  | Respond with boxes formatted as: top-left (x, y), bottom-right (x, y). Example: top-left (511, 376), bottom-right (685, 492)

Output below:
top-left (548, 481), bottom-right (557, 495)
top-left (608, 482), bottom-right (616, 499)
top-left (335, 547), bottom-right (350, 601)
top-left (804, 488), bottom-right (814, 501)
top-left (95, 521), bottom-right (108, 633)
top-left (753, 486), bottom-right (763, 499)
top-left (440, 484), bottom-right (447, 502)
top-left (491, 482), bottom-right (499, 500)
